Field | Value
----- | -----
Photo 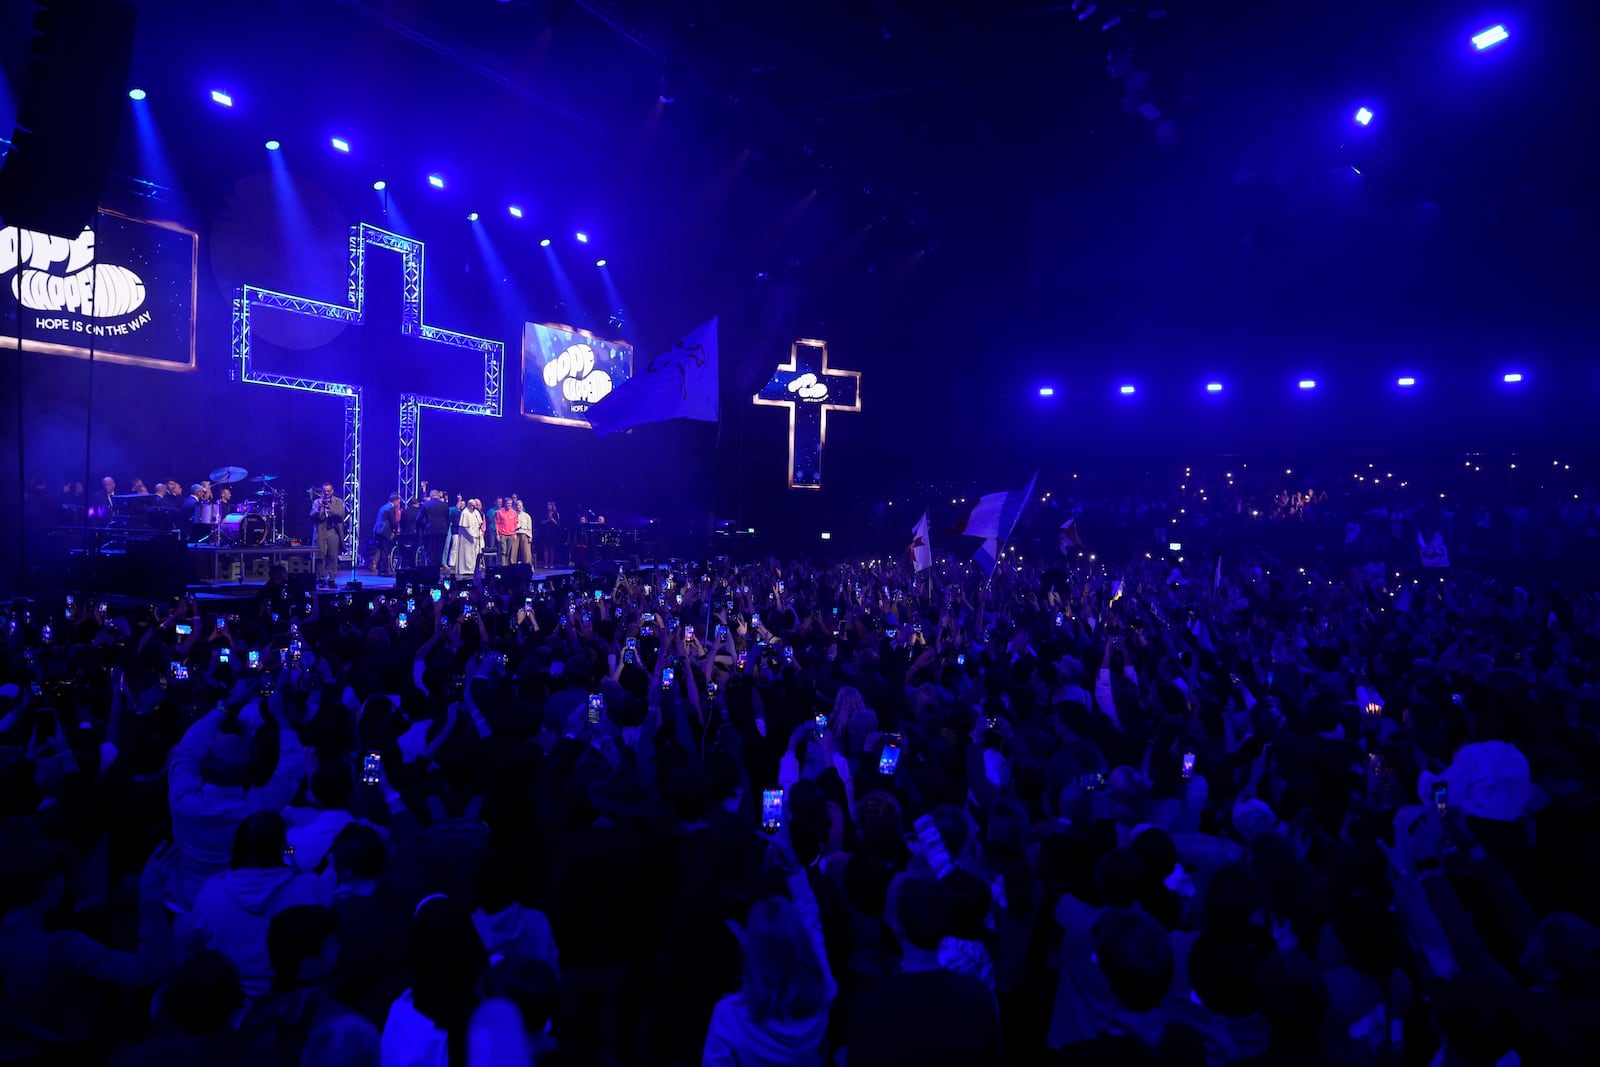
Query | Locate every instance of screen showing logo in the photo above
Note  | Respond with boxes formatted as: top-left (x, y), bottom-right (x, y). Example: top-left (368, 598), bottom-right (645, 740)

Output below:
top-left (0, 208), bottom-right (197, 370)
top-left (521, 321), bottom-right (633, 427)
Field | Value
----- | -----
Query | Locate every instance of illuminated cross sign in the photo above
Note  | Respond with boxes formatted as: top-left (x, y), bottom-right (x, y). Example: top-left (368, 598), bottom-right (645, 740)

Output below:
top-left (231, 223), bottom-right (504, 552)
top-left (753, 338), bottom-right (860, 489)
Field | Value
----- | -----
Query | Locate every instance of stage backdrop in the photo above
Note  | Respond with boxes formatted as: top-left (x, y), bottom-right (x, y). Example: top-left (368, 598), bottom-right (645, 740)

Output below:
top-left (0, 208), bottom-right (198, 369)
top-left (521, 321), bottom-right (633, 428)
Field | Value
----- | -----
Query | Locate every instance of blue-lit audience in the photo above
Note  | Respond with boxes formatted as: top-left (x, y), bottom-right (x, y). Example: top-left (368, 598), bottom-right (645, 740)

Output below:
top-left (2, 462), bottom-right (1599, 1067)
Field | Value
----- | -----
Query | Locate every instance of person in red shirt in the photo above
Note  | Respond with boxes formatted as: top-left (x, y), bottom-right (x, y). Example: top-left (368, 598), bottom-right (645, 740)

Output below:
top-left (495, 500), bottom-right (519, 565)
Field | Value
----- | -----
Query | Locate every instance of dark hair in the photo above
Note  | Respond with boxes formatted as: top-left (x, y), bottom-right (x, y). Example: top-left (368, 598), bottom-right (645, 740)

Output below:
top-left (1188, 929), bottom-right (1272, 1017)
top-left (1202, 862), bottom-right (1263, 936)
top-left (474, 849), bottom-right (525, 916)
top-left (312, 761), bottom-right (354, 811)
top-left (1092, 909), bottom-right (1174, 1012)
top-left (1257, 950), bottom-right (1330, 1044)
top-left (1094, 848), bottom-right (1149, 909)
top-left (231, 811), bottom-right (288, 870)
top-left (892, 876), bottom-right (953, 952)
top-left (411, 897), bottom-right (489, 1045)
top-left (331, 823), bottom-right (386, 882)
top-left (163, 950), bottom-right (244, 1034)
top-left (268, 905), bottom-right (339, 993)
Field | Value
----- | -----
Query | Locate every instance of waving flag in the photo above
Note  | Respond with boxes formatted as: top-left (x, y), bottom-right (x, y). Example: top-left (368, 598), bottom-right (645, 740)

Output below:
top-left (963, 474), bottom-right (1035, 576)
top-left (1059, 517), bottom-right (1084, 554)
top-left (586, 318), bottom-right (718, 436)
top-left (909, 511), bottom-right (933, 573)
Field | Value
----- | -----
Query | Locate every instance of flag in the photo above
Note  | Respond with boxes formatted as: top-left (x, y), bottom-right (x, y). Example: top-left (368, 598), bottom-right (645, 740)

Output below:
top-left (963, 473), bottom-right (1035, 576)
top-left (973, 537), bottom-right (1000, 577)
top-left (909, 511), bottom-right (933, 573)
top-left (1419, 532), bottom-right (1450, 568)
top-left (1059, 517), bottom-right (1084, 554)
top-left (585, 317), bottom-right (718, 436)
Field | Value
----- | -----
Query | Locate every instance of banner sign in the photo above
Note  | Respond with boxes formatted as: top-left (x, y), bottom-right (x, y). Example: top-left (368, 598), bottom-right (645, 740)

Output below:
top-left (0, 207), bottom-right (198, 370)
top-left (521, 320), bottom-right (633, 427)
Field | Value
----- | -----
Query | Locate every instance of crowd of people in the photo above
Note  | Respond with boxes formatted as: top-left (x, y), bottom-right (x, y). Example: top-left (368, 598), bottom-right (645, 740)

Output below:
top-left (2, 463), bottom-right (1599, 1067)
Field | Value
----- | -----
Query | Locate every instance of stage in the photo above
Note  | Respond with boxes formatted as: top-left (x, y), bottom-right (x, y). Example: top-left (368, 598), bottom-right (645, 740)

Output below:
top-left (185, 565), bottom-right (584, 602)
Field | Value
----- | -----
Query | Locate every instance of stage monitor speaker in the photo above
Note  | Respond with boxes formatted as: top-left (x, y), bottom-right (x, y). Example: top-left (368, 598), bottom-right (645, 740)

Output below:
top-left (490, 563), bottom-right (533, 588)
top-left (395, 567), bottom-right (436, 591)
top-left (0, 0), bottom-right (137, 235)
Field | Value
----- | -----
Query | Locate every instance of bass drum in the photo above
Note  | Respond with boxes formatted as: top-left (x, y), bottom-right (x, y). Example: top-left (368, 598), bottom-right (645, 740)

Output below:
top-left (222, 513), bottom-right (268, 546)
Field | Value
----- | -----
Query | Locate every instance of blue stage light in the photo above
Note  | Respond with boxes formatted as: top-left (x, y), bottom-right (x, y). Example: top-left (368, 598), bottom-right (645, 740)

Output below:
top-left (331, 137), bottom-right (350, 153)
top-left (264, 140), bottom-right (280, 151)
top-left (1038, 387), bottom-right (1055, 397)
top-left (372, 180), bottom-right (386, 191)
top-left (1205, 382), bottom-right (1223, 393)
top-left (1397, 376), bottom-right (1416, 387)
top-left (1298, 379), bottom-right (1316, 390)
top-left (539, 238), bottom-right (551, 247)
top-left (468, 212), bottom-right (479, 221)
top-left (1472, 25), bottom-right (1509, 50)
top-left (575, 232), bottom-right (589, 243)
top-left (428, 174), bottom-right (445, 189)
top-left (596, 259), bottom-right (607, 267)
top-left (128, 88), bottom-right (147, 101)
top-left (508, 205), bottom-right (523, 218)
top-left (1503, 372), bottom-right (1523, 383)
top-left (210, 90), bottom-right (233, 107)
top-left (1119, 384), bottom-right (1136, 395)
top-left (1354, 106), bottom-right (1373, 126)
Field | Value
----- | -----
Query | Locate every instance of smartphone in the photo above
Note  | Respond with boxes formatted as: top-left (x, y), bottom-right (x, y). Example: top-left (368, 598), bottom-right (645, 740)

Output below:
top-left (1181, 751), bottom-right (1196, 780)
top-left (258, 674), bottom-right (277, 696)
top-left (524, 597), bottom-right (534, 611)
top-left (778, 581), bottom-right (786, 593)
top-left (814, 712), bottom-right (828, 736)
top-left (594, 590), bottom-right (603, 602)
top-left (175, 622), bottom-right (191, 637)
top-left (65, 595), bottom-right (74, 609)
top-left (1078, 772), bottom-right (1106, 792)
top-left (99, 602), bottom-right (108, 615)
top-left (407, 598), bottom-right (416, 613)
top-left (737, 650), bottom-right (748, 669)
top-left (289, 643), bottom-right (303, 666)
top-left (626, 636), bottom-right (638, 650)
top-left (661, 666), bottom-right (676, 689)
top-left (985, 716), bottom-right (1001, 733)
top-left (170, 662), bottom-right (189, 682)
top-left (725, 599), bottom-right (735, 611)
top-left (431, 588), bottom-right (443, 603)
top-left (675, 593), bottom-right (684, 605)
top-left (581, 612), bottom-right (591, 624)
top-left (753, 613), bottom-right (762, 627)
top-left (248, 649), bottom-right (261, 670)
top-left (623, 648), bottom-right (636, 666)
top-left (443, 579), bottom-right (452, 591)
top-left (706, 681), bottom-right (719, 698)
top-left (361, 751), bottom-right (382, 786)
top-left (216, 617), bottom-right (227, 632)
top-left (1432, 781), bottom-right (1448, 819)
top-left (715, 624), bottom-right (728, 640)
top-left (219, 647), bottom-right (232, 665)
top-left (1055, 612), bottom-right (1066, 628)
top-left (878, 741), bottom-right (903, 775)
top-left (957, 653), bottom-right (966, 667)
top-left (587, 693), bottom-right (605, 725)
top-left (461, 603), bottom-right (475, 619)
top-left (397, 613), bottom-right (408, 629)
top-left (886, 628), bottom-right (898, 639)
top-left (761, 788), bottom-right (784, 834)
top-left (1450, 693), bottom-right (1464, 707)
top-left (685, 625), bottom-right (695, 639)
top-left (42, 624), bottom-right (53, 643)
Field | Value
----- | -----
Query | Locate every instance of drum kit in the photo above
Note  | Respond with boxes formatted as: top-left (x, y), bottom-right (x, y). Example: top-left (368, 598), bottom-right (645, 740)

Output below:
top-left (206, 465), bottom-right (288, 546)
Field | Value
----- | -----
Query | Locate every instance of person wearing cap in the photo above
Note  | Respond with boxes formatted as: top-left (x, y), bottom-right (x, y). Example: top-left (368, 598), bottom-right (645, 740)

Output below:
top-left (168, 694), bottom-right (306, 912)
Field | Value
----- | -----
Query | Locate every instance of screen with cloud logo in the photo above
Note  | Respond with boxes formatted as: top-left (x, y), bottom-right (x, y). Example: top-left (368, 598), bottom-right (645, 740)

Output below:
top-left (520, 321), bottom-right (634, 427)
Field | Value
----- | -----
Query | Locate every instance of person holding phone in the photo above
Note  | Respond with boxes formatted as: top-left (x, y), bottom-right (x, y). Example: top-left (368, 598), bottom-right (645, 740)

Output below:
top-left (310, 482), bottom-right (347, 589)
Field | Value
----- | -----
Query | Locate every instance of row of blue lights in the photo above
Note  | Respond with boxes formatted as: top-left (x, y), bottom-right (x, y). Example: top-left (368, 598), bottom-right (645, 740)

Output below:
top-left (1347, 25), bottom-right (1509, 132)
top-left (1038, 372), bottom-right (1528, 397)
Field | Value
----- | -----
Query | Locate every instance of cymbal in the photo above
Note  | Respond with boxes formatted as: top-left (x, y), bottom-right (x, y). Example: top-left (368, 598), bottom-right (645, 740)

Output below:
top-left (209, 465), bottom-right (248, 484)
top-left (247, 474), bottom-right (278, 483)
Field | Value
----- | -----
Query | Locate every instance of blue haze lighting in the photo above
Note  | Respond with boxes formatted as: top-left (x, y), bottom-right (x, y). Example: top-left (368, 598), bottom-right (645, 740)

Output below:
top-left (575, 232), bottom-right (589, 243)
top-left (508, 205), bottom-right (523, 218)
top-left (1298, 379), bottom-right (1316, 390)
top-left (539, 238), bottom-right (551, 247)
top-left (1038, 387), bottom-right (1055, 397)
top-left (372, 180), bottom-right (386, 191)
top-left (1354, 107), bottom-right (1373, 126)
top-left (428, 174), bottom-right (445, 189)
top-left (264, 140), bottom-right (280, 151)
top-left (128, 87), bottom-right (146, 101)
top-left (210, 89), bottom-right (233, 107)
top-left (1503, 372), bottom-right (1523, 383)
top-left (1397, 376), bottom-right (1416, 388)
top-left (1119, 384), bottom-right (1136, 395)
top-left (331, 137), bottom-right (350, 153)
top-left (1472, 25), bottom-right (1509, 50)
top-left (1205, 382), bottom-right (1223, 393)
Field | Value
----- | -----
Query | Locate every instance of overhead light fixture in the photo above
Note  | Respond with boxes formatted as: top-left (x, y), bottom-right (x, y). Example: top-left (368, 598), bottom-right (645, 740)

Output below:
top-left (1472, 25), bottom-right (1509, 51)
top-left (264, 139), bottom-right (280, 151)
top-left (1119, 384), bottom-right (1136, 395)
top-left (595, 259), bottom-right (607, 267)
top-left (575, 232), bottom-right (589, 243)
top-left (539, 238), bottom-right (551, 247)
top-left (1205, 382), bottom-right (1223, 393)
top-left (1298, 379), bottom-right (1317, 390)
top-left (210, 89), bottom-right (233, 107)
top-left (468, 212), bottom-right (479, 221)
top-left (508, 205), bottom-right (523, 218)
top-left (372, 180), bottom-right (387, 191)
top-left (1354, 106), bottom-right (1373, 126)
top-left (1038, 387), bottom-right (1055, 397)
top-left (1397, 376), bottom-right (1416, 387)
top-left (127, 88), bottom-right (147, 101)
top-left (428, 174), bottom-right (445, 189)
top-left (1502, 372), bottom-right (1523, 383)
top-left (331, 137), bottom-right (350, 153)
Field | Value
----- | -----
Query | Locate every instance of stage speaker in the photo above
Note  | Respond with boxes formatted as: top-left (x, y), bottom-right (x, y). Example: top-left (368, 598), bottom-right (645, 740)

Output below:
top-left (490, 563), bottom-right (533, 588)
top-left (0, 0), bottom-right (137, 235)
top-left (395, 567), bottom-right (436, 591)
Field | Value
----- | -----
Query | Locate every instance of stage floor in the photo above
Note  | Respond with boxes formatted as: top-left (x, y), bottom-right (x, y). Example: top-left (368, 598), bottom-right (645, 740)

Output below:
top-left (187, 567), bottom-right (587, 600)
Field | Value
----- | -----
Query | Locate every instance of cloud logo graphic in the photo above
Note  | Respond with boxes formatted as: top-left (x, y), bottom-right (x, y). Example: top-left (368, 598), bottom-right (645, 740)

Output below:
top-left (787, 372), bottom-right (829, 401)
top-left (544, 342), bottom-right (614, 408)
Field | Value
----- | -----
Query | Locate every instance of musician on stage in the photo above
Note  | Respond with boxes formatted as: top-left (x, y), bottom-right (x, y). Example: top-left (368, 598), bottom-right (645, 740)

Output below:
top-left (512, 498), bottom-right (534, 566)
top-left (311, 482), bottom-right (347, 588)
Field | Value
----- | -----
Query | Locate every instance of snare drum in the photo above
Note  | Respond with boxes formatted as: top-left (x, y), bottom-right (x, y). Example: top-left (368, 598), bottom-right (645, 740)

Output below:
top-left (222, 513), bottom-right (268, 546)
top-left (196, 501), bottom-right (221, 525)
